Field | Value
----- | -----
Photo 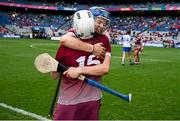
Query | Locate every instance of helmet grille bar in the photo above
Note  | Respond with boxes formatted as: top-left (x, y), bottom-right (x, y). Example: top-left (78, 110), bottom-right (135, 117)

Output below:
top-left (76, 13), bottom-right (81, 19)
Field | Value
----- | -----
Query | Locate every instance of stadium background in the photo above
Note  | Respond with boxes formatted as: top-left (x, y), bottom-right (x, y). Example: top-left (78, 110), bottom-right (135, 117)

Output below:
top-left (0, 0), bottom-right (180, 120)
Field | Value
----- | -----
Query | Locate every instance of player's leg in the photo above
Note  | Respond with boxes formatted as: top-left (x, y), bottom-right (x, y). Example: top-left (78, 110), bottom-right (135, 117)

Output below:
top-left (127, 47), bottom-right (133, 65)
top-left (122, 48), bottom-right (126, 65)
top-left (128, 52), bottom-right (132, 65)
top-left (134, 48), bottom-right (138, 64)
top-left (137, 49), bottom-right (141, 64)
top-left (138, 47), bottom-right (143, 64)
top-left (122, 51), bottom-right (126, 66)
top-left (136, 50), bottom-right (140, 64)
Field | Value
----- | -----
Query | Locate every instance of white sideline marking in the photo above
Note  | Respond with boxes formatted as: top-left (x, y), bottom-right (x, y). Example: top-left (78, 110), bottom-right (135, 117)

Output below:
top-left (0, 102), bottom-right (51, 121)
top-left (30, 43), bottom-right (173, 62)
top-left (112, 56), bottom-right (172, 62)
top-left (30, 43), bottom-right (56, 52)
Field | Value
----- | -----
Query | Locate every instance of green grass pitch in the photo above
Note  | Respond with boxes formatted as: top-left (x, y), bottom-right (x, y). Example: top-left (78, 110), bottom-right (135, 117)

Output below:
top-left (0, 38), bottom-right (180, 120)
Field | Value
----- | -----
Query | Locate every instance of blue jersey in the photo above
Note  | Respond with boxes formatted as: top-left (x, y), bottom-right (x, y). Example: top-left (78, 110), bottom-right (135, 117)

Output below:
top-left (122, 34), bottom-right (132, 47)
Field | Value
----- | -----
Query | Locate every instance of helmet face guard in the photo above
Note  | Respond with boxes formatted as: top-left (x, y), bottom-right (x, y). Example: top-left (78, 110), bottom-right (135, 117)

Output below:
top-left (73, 10), bottom-right (95, 40)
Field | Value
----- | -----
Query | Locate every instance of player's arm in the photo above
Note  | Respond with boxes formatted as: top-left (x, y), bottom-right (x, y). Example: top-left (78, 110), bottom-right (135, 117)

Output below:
top-left (132, 37), bottom-right (136, 47)
top-left (79, 53), bottom-right (111, 76)
top-left (60, 32), bottom-right (106, 58)
top-left (63, 53), bottom-right (111, 78)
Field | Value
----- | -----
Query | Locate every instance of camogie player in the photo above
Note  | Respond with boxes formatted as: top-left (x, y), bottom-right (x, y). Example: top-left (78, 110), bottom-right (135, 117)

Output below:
top-left (133, 35), bottom-right (143, 64)
top-left (59, 6), bottom-right (111, 58)
top-left (51, 8), bottom-right (111, 120)
top-left (121, 30), bottom-right (134, 66)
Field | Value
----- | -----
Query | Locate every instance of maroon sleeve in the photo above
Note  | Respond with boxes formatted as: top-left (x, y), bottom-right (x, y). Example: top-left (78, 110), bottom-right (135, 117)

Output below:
top-left (55, 46), bottom-right (65, 63)
top-left (104, 36), bottom-right (111, 53)
top-left (98, 35), bottom-right (111, 53)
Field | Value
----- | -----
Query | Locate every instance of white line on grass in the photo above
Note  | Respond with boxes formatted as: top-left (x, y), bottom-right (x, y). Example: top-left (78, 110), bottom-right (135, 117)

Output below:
top-left (0, 102), bottom-right (51, 121)
top-left (30, 43), bottom-right (173, 62)
top-left (30, 43), bottom-right (56, 52)
top-left (112, 56), bottom-right (173, 62)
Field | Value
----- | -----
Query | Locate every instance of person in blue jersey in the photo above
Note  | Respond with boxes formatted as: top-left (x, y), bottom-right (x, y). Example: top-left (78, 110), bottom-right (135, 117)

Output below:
top-left (121, 30), bottom-right (134, 66)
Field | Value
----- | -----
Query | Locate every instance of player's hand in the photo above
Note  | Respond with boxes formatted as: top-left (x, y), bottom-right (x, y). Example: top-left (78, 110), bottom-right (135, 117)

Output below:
top-left (92, 43), bottom-right (106, 59)
top-left (63, 67), bottom-right (81, 79)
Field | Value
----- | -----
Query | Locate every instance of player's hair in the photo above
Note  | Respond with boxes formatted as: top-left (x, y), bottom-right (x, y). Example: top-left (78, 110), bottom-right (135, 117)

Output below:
top-left (127, 30), bottom-right (131, 35)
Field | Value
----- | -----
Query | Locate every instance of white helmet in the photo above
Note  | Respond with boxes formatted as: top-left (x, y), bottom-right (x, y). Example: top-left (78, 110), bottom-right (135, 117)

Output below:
top-left (73, 10), bottom-right (95, 39)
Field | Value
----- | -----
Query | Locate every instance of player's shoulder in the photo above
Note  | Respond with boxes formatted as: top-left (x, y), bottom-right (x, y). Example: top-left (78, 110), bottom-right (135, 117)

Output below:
top-left (68, 28), bottom-right (75, 32)
top-left (98, 34), bottom-right (109, 40)
top-left (95, 34), bottom-right (110, 43)
top-left (64, 28), bottom-right (76, 37)
top-left (67, 28), bottom-right (76, 34)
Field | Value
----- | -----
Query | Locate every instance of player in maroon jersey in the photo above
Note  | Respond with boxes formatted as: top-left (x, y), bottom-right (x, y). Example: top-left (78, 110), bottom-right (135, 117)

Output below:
top-left (59, 6), bottom-right (111, 59)
top-left (51, 8), bottom-right (111, 120)
top-left (133, 35), bottom-right (143, 64)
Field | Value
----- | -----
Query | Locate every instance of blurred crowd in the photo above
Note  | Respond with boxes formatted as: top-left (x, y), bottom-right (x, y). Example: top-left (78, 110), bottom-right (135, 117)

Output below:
top-left (0, 11), bottom-right (179, 48)
top-left (1, 12), bottom-right (69, 29)
top-left (2, 0), bottom-right (180, 9)
top-left (0, 12), bottom-right (179, 32)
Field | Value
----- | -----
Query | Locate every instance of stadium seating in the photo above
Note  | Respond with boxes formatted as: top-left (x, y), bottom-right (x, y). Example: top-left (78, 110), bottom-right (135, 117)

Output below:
top-left (0, 0), bottom-right (179, 46)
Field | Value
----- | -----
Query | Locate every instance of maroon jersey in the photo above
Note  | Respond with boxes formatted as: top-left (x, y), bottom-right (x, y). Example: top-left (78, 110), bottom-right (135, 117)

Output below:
top-left (135, 38), bottom-right (142, 46)
top-left (55, 34), bottom-right (111, 105)
top-left (134, 37), bottom-right (143, 52)
top-left (56, 35), bottom-right (111, 68)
